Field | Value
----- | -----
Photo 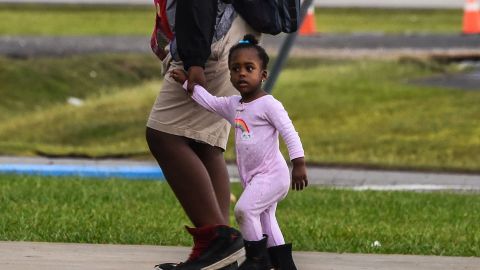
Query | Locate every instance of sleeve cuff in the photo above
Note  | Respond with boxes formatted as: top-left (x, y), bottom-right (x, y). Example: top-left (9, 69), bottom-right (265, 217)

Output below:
top-left (183, 59), bottom-right (206, 71)
top-left (290, 152), bottom-right (305, 161)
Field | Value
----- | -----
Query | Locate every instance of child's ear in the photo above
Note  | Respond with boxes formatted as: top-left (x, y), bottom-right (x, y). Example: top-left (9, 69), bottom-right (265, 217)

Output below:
top-left (262, 70), bottom-right (268, 80)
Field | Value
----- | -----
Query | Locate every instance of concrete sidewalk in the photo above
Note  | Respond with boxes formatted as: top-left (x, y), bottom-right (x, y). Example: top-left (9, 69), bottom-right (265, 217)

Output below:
top-left (1, 241), bottom-right (479, 270)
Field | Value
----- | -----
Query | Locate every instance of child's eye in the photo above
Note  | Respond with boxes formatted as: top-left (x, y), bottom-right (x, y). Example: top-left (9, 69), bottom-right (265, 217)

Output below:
top-left (247, 66), bottom-right (254, 72)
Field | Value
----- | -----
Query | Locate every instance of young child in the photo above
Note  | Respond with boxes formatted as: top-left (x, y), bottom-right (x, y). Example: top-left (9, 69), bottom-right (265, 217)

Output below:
top-left (170, 34), bottom-right (308, 270)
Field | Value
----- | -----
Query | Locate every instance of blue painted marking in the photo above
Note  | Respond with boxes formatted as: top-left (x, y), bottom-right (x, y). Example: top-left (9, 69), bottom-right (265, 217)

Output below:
top-left (0, 164), bottom-right (164, 180)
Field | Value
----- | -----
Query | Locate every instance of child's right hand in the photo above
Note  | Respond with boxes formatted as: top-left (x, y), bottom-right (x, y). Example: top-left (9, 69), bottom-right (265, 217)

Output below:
top-left (291, 157), bottom-right (308, 191)
top-left (170, 69), bottom-right (188, 85)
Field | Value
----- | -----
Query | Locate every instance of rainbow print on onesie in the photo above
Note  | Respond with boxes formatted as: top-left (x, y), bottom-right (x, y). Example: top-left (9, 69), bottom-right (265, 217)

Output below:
top-left (235, 118), bottom-right (252, 140)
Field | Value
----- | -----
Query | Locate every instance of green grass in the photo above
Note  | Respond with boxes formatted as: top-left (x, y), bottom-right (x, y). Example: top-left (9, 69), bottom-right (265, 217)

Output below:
top-left (0, 4), bottom-right (463, 35)
top-left (0, 53), bottom-right (160, 156)
top-left (0, 80), bottom-right (159, 157)
top-left (1, 174), bottom-right (479, 256)
top-left (315, 8), bottom-right (463, 34)
top-left (0, 4), bottom-right (155, 36)
top-left (273, 58), bottom-right (480, 172)
top-left (1, 55), bottom-right (479, 171)
top-left (0, 54), bottom-right (160, 121)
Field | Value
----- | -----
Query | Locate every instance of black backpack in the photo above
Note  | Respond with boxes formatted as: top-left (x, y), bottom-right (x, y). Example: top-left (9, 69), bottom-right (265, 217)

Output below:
top-left (232, 0), bottom-right (300, 35)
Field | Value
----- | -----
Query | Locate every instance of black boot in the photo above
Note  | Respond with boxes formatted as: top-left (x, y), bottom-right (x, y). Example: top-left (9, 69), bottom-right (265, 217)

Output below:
top-left (222, 262), bottom-right (239, 270)
top-left (238, 235), bottom-right (272, 270)
top-left (153, 225), bottom-right (244, 270)
top-left (267, 243), bottom-right (297, 270)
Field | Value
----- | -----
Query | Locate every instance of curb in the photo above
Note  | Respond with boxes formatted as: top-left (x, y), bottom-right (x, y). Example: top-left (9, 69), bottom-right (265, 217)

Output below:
top-left (1, 156), bottom-right (480, 191)
top-left (0, 163), bottom-right (163, 180)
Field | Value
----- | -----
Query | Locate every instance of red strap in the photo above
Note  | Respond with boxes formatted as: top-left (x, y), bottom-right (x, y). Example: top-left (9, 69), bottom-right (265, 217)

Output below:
top-left (150, 0), bottom-right (173, 59)
top-left (155, 0), bottom-right (174, 40)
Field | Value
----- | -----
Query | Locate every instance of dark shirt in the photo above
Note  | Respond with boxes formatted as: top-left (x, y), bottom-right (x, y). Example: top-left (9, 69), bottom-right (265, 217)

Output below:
top-left (175, 0), bottom-right (218, 70)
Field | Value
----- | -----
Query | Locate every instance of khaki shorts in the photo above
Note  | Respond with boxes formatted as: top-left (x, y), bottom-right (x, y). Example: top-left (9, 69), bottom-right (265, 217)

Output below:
top-left (147, 16), bottom-right (260, 150)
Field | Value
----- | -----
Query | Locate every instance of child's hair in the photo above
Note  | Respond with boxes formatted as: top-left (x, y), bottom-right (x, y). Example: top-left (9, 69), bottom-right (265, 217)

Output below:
top-left (228, 34), bottom-right (269, 70)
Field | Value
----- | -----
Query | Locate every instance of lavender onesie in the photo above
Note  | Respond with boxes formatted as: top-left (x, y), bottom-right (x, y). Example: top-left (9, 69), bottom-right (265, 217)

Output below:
top-left (185, 83), bottom-right (304, 247)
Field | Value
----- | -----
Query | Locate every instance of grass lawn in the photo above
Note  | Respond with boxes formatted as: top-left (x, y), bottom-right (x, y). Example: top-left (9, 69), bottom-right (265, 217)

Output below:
top-left (1, 55), bottom-right (479, 172)
top-left (0, 4), bottom-right (463, 35)
top-left (273, 58), bottom-right (480, 172)
top-left (1, 174), bottom-right (479, 257)
top-left (315, 8), bottom-right (462, 34)
top-left (0, 54), bottom-right (160, 121)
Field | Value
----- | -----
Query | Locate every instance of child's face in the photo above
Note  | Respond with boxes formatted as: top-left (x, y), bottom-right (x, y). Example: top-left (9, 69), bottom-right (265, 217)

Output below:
top-left (229, 48), bottom-right (267, 98)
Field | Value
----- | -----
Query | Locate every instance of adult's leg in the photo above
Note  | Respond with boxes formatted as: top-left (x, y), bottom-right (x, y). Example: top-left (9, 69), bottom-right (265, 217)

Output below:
top-left (191, 141), bottom-right (231, 225)
top-left (146, 127), bottom-right (225, 226)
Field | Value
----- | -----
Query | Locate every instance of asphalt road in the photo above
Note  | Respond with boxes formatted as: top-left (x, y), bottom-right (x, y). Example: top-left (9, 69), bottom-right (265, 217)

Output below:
top-left (2, 34), bottom-right (480, 59)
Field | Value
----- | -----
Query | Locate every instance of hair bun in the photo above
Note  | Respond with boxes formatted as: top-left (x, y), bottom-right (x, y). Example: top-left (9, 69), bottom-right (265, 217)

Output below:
top-left (242, 34), bottom-right (258, 45)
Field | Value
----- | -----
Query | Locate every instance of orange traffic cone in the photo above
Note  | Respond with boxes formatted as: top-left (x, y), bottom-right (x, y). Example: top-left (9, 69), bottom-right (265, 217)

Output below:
top-left (299, 5), bottom-right (316, 35)
top-left (463, 0), bottom-right (480, 34)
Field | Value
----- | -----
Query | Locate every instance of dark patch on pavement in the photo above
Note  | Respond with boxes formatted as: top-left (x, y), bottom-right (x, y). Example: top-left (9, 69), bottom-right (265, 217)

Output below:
top-left (412, 62), bottom-right (480, 91)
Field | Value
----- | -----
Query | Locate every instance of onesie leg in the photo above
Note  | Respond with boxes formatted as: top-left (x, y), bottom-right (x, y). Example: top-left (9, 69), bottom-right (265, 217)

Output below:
top-left (260, 203), bottom-right (286, 247)
top-left (234, 175), bottom-right (289, 242)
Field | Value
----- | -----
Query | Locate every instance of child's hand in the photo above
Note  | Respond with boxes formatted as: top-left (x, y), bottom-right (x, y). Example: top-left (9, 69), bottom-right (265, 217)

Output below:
top-left (291, 157), bottom-right (308, 191)
top-left (170, 69), bottom-right (188, 84)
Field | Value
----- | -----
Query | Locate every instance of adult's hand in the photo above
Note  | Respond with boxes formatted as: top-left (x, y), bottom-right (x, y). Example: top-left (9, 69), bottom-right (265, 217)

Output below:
top-left (187, 66), bottom-right (207, 93)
